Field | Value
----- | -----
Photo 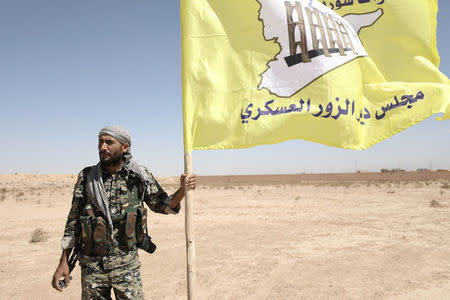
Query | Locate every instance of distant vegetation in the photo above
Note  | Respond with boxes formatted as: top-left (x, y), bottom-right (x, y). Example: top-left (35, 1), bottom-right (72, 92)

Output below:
top-left (429, 200), bottom-right (442, 208)
top-left (380, 168), bottom-right (405, 173)
top-left (0, 188), bottom-right (6, 202)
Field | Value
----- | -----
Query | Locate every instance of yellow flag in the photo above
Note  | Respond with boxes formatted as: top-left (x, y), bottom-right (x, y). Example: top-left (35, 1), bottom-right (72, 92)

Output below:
top-left (181, 0), bottom-right (449, 151)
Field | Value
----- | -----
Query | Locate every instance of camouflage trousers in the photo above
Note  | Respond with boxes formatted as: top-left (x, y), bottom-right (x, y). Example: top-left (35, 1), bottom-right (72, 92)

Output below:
top-left (79, 250), bottom-right (144, 300)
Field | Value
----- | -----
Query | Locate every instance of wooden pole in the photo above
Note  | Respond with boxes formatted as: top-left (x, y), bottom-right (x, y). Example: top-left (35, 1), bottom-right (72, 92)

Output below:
top-left (184, 151), bottom-right (195, 299)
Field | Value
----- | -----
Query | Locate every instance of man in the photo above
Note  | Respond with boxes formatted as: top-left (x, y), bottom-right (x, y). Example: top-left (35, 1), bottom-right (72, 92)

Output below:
top-left (51, 125), bottom-right (196, 299)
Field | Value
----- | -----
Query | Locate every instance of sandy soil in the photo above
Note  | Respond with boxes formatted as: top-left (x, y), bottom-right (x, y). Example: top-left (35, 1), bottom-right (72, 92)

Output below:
top-left (0, 173), bottom-right (449, 299)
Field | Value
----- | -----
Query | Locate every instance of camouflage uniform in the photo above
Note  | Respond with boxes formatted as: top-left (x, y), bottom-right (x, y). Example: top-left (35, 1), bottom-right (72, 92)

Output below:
top-left (62, 165), bottom-right (179, 300)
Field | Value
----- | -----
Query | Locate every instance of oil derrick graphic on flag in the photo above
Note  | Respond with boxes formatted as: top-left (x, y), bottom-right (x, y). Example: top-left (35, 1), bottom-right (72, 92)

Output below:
top-left (258, 0), bottom-right (383, 97)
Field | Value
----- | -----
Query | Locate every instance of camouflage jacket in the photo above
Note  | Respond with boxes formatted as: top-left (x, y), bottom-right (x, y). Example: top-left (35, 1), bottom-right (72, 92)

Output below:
top-left (61, 164), bottom-right (179, 254)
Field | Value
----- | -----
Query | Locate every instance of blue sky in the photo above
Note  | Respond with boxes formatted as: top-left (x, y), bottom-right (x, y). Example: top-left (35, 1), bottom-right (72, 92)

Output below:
top-left (0, 1), bottom-right (448, 175)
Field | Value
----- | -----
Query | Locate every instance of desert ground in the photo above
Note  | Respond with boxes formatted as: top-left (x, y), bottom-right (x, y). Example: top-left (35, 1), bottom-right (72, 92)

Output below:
top-left (0, 171), bottom-right (449, 299)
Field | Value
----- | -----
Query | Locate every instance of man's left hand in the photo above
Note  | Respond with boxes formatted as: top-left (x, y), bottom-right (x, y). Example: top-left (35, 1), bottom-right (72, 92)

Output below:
top-left (180, 174), bottom-right (197, 191)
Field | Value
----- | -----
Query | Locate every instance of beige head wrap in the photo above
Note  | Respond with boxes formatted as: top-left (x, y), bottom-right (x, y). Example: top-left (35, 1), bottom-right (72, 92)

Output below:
top-left (99, 125), bottom-right (131, 146)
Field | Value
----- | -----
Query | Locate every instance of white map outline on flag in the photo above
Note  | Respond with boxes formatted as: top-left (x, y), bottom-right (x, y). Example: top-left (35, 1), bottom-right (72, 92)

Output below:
top-left (257, 0), bottom-right (383, 97)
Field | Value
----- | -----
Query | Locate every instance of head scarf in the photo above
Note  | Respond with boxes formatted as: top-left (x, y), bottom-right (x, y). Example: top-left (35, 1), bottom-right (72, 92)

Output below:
top-left (98, 125), bottom-right (131, 146)
top-left (98, 125), bottom-right (133, 161)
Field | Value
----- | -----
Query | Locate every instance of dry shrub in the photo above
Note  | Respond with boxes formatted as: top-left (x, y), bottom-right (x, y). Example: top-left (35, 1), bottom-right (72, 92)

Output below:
top-left (30, 228), bottom-right (47, 243)
top-left (16, 191), bottom-right (25, 202)
top-left (442, 183), bottom-right (450, 189)
top-left (0, 188), bottom-right (6, 202)
top-left (429, 200), bottom-right (442, 208)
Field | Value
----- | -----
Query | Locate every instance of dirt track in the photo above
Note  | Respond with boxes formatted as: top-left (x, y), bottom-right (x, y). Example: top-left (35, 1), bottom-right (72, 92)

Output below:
top-left (198, 171), bottom-right (450, 186)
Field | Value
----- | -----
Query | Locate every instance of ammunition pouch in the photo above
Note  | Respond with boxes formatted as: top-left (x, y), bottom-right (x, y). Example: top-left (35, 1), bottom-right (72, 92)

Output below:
top-left (80, 215), bottom-right (110, 257)
top-left (122, 207), bottom-right (148, 250)
top-left (136, 207), bottom-right (148, 245)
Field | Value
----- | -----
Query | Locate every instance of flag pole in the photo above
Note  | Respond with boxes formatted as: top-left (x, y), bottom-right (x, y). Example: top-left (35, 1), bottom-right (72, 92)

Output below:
top-left (184, 151), bottom-right (196, 299)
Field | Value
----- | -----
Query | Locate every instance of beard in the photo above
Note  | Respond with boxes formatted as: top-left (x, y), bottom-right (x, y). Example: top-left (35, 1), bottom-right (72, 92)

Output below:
top-left (99, 150), bottom-right (123, 167)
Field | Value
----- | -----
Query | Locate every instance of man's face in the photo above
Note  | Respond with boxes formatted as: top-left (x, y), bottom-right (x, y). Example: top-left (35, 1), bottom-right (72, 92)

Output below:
top-left (98, 135), bottom-right (128, 166)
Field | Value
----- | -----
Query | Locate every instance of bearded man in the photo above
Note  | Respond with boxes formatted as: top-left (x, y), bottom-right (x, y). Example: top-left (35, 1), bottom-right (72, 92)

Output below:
top-left (51, 125), bottom-right (196, 299)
